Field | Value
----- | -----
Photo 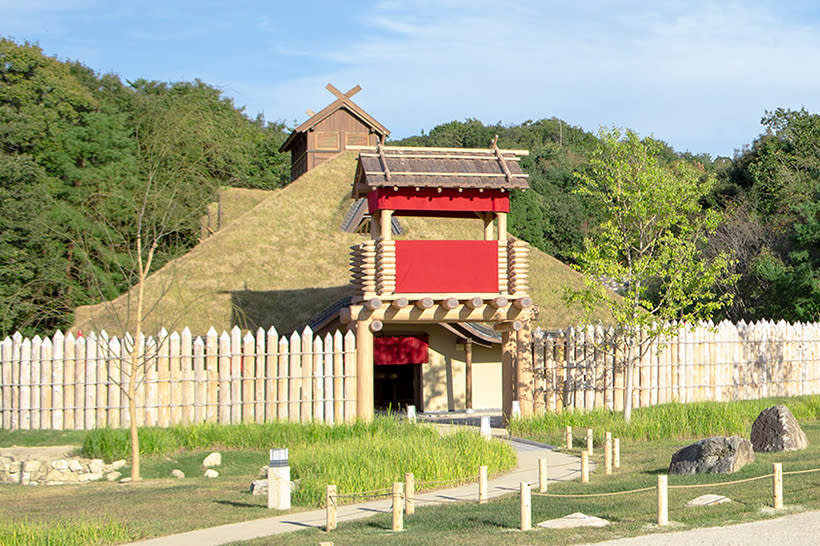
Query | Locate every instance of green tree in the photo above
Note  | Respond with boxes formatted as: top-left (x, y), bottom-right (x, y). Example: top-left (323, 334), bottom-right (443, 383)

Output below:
top-left (568, 128), bottom-right (734, 421)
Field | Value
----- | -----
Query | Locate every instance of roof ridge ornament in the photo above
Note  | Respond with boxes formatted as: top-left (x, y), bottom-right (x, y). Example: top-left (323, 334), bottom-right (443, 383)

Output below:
top-left (491, 134), bottom-right (514, 184)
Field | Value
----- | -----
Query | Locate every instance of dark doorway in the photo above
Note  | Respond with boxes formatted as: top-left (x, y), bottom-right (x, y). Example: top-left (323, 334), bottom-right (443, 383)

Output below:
top-left (374, 363), bottom-right (421, 411)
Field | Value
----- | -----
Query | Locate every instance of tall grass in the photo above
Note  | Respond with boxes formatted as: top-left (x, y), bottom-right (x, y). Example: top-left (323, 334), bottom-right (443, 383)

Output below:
top-left (82, 417), bottom-right (516, 506)
top-left (509, 395), bottom-right (820, 445)
top-left (0, 519), bottom-right (131, 546)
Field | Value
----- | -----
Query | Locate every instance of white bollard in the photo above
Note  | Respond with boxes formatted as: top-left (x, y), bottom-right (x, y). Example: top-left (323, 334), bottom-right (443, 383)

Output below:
top-left (268, 448), bottom-right (291, 510)
top-left (480, 415), bottom-right (492, 438)
top-left (511, 401), bottom-right (521, 418)
top-left (407, 405), bottom-right (417, 423)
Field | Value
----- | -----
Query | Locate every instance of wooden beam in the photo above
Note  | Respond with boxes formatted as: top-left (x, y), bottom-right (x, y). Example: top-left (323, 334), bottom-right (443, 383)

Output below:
top-left (359, 152), bottom-right (524, 161)
top-left (490, 296), bottom-right (509, 309)
top-left (326, 83), bottom-right (361, 100)
top-left (415, 297), bottom-right (434, 310)
top-left (494, 320), bottom-right (524, 332)
top-left (344, 302), bottom-right (526, 324)
top-left (465, 297), bottom-right (484, 310)
top-left (440, 297), bottom-right (459, 310)
top-left (365, 298), bottom-right (383, 311)
top-left (358, 145), bottom-right (530, 155)
top-left (391, 297), bottom-right (409, 309)
top-left (364, 171), bottom-right (528, 179)
top-left (356, 319), bottom-right (374, 422)
top-left (370, 320), bottom-right (384, 333)
top-left (513, 297), bottom-right (533, 309)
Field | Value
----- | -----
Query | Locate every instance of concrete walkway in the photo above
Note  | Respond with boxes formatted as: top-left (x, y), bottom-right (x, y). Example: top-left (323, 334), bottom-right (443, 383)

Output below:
top-left (127, 431), bottom-right (579, 546)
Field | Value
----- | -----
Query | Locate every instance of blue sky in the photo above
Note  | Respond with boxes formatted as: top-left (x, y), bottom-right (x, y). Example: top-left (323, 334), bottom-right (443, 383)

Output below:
top-left (4, 0), bottom-right (820, 157)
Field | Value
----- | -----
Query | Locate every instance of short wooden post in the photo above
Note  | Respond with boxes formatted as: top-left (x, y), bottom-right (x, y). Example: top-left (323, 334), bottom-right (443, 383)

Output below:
top-left (586, 428), bottom-right (593, 455)
top-left (773, 462), bottom-right (783, 510)
top-left (565, 425), bottom-right (572, 450)
top-left (405, 472), bottom-right (415, 515)
top-left (604, 434), bottom-right (612, 476)
top-left (392, 482), bottom-right (404, 532)
top-left (326, 485), bottom-right (337, 531)
top-left (614, 438), bottom-right (621, 468)
top-left (657, 474), bottom-right (668, 526)
top-left (520, 481), bottom-right (531, 531)
top-left (581, 451), bottom-right (589, 483)
top-left (539, 457), bottom-right (548, 492)
top-left (479, 465), bottom-right (488, 503)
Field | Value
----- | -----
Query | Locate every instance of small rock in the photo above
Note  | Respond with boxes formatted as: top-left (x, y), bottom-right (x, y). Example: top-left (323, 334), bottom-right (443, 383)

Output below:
top-left (22, 460), bottom-right (41, 472)
top-left (120, 477), bottom-right (133, 483)
top-left (538, 512), bottom-right (610, 529)
top-left (250, 479), bottom-right (268, 495)
top-left (68, 459), bottom-right (84, 472)
top-left (669, 436), bottom-right (754, 475)
top-left (204, 469), bottom-right (219, 479)
top-left (79, 472), bottom-right (103, 482)
top-left (88, 459), bottom-right (105, 474)
top-left (686, 494), bottom-right (731, 507)
top-left (106, 471), bottom-right (122, 482)
top-left (170, 469), bottom-right (185, 479)
top-left (751, 405), bottom-right (809, 452)
top-left (202, 452), bottom-right (222, 468)
top-left (111, 459), bottom-right (127, 470)
top-left (51, 459), bottom-right (69, 471)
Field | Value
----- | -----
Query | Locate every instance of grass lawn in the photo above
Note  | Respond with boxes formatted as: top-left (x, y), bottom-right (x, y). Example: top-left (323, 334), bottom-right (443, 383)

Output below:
top-left (0, 419), bottom-right (514, 544)
top-left (231, 421), bottom-right (820, 545)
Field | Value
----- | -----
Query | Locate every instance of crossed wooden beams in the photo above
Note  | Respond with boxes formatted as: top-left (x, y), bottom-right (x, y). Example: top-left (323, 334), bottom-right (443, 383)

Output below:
top-left (305, 84), bottom-right (362, 117)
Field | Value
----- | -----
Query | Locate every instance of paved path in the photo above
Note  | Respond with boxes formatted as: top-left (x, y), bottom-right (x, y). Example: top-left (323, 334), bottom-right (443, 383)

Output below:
top-left (127, 433), bottom-right (579, 546)
top-left (580, 509), bottom-right (820, 546)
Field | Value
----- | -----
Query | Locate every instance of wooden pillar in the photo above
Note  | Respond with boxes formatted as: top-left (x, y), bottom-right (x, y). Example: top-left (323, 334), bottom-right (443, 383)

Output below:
top-left (380, 209), bottom-right (393, 241)
top-left (497, 212), bottom-right (508, 242)
top-left (356, 320), bottom-right (374, 422)
top-left (502, 330), bottom-right (515, 420)
top-left (370, 210), bottom-right (381, 239)
top-left (515, 320), bottom-right (534, 417)
top-left (482, 212), bottom-right (494, 240)
top-left (465, 340), bottom-right (473, 410)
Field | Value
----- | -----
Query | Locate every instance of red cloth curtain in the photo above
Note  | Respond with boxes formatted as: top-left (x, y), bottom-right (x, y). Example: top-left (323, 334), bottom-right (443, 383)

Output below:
top-left (374, 335), bottom-right (429, 365)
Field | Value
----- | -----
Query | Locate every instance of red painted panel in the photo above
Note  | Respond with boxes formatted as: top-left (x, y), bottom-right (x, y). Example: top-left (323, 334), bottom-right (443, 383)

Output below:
top-left (368, 188), bottom-right (509, 214)
top-left (395, 240), bottom-right (499, 293)
top-left (374, 335), bottom-right (429, 365)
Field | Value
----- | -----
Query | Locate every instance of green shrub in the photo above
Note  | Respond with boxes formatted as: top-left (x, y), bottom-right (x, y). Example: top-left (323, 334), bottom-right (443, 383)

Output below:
top-left (509, 395), bottom-right (820, 445)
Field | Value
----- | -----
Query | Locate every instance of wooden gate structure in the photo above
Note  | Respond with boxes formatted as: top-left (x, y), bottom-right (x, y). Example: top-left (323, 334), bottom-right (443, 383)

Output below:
top-left (341, 142), bottom-right (536, 420)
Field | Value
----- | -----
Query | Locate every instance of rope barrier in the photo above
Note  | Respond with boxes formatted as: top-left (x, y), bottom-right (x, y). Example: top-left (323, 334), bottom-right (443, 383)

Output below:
top-left (532, 486), bottom-right (656, 498)
top-left (668, 473), bottom-right (773, 489)
top-left (783, 467), bottom-right (820, 477)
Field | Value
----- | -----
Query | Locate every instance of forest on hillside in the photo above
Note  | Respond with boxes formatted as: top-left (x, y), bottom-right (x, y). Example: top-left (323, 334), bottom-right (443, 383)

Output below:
top-left (3, 37), bottom-right (820, 336)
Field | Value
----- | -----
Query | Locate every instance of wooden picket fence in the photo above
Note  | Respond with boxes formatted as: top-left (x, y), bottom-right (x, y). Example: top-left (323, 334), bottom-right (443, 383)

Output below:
top-left (533, 319), bottom-right (820, 413)
top-left (0, 326), bottom-right (357, 430)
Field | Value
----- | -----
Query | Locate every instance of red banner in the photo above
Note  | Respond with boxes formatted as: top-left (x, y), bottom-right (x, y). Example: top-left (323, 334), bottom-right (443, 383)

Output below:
top-left (374, 335), bottom-right (429, 365)
top-left (395, 240), bottom-right (499, 293)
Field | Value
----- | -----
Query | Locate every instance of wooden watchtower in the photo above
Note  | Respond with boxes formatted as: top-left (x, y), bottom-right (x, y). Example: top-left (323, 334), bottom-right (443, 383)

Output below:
top-left (342, 142), bottom-right (535, 420)
top-left (279, 84), bottom-right (390, 181)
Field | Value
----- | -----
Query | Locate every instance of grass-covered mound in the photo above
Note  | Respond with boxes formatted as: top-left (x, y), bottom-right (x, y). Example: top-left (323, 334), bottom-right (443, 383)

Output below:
top-left (82, 417), bottom-right (516, 506)
top-left (72, 151), bottom-right (609, 336)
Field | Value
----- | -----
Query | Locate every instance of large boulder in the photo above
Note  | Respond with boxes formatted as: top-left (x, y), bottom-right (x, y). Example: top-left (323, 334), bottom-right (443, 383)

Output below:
top-left (750, 405), bottom-right (809, 452)
top-left (669, 436), bottom-right (754, 475)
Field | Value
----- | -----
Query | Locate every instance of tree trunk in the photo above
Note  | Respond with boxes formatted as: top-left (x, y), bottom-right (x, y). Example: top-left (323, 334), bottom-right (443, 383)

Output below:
top-left (623, 336), bottom-right (635, 423)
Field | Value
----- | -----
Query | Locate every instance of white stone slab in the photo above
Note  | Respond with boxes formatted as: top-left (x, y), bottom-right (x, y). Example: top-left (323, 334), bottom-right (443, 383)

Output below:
top-left (538, 512), bottom-right (610, 529)
top-left (686, 494), bottom-right (731, 507)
